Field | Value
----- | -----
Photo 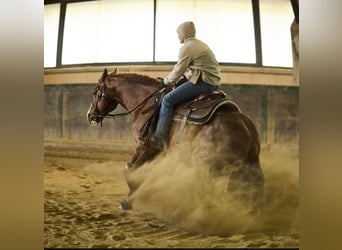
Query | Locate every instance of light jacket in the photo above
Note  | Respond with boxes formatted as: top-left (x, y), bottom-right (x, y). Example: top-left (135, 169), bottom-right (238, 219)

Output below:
top-left (164, 37), bottom-right (221, 86)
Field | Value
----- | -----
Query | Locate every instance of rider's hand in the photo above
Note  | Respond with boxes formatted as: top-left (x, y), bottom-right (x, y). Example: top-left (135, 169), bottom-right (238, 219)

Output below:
top-left (159, 79), bottom-right (166, 89)
top-left (177, 75), bottom-right (187, 85)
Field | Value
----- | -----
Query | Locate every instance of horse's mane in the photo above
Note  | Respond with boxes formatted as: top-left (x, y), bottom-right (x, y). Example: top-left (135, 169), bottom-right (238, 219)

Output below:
top-left (108, 72), bottom-right (158, 87)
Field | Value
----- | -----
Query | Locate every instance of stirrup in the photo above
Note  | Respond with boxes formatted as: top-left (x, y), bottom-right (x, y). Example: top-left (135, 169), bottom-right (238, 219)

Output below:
top-left (150, 135), bottom-right (158, 142)
top-left (150, 135), bottom-right (164, 151)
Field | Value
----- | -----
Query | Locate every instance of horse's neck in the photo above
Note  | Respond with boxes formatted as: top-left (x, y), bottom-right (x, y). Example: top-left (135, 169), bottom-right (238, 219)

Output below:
top-left (115, 80), bottom-right (155, 114)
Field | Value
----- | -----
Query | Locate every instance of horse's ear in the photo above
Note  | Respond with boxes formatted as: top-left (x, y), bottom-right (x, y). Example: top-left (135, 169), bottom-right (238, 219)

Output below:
top-left (101, 68), bottom-right (108, 82)
top-left (113, 67), bottom-right (117, 74)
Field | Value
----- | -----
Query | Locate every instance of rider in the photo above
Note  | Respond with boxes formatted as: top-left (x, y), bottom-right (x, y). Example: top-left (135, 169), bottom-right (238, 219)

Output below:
top-left (151, 21), bottom-right (221, 150)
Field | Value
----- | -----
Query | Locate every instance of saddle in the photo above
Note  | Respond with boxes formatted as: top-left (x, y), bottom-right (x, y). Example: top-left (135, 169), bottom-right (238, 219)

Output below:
top-left (173, 90), bottom-right (241, 125)
top-left (138, 89), bottom-right (241, 145)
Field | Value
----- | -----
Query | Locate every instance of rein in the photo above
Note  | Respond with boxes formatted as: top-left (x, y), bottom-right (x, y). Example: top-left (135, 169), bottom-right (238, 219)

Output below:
top-left (99, 87), bottom-right (165, 120)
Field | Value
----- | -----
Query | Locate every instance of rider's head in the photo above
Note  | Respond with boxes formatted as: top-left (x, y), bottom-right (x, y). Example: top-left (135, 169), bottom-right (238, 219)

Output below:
top-left (176, 21), bottom-right (196, 44)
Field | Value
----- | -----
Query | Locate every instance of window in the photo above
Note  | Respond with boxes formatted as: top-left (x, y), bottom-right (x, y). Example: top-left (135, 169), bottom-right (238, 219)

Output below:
top-left (44, 3), bottom-right (60, 68)
top-left (259, 0), bottom-right (294, 67)
top-left (155, 0), bottom-right (256, 63)
top-left (62, 0), bottom-right (154, 64)
top-left (44, 0), bottom-right (295, 68)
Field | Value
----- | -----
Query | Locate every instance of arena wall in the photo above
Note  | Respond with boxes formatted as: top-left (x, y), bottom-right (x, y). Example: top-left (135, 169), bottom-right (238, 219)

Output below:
top-left (44, 66), bottom-right (299, 145)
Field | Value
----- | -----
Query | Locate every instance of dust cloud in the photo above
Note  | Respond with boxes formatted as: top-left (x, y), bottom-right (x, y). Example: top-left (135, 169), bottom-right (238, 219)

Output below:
top-left (127, 143), bottom-right (299, 236)
top-left (259, 144), bottom-right (299, 232)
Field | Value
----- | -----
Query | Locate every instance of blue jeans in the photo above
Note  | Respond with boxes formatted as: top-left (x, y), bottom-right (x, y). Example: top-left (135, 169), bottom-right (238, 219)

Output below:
top-left (154, 77), bottom-right (218, 140)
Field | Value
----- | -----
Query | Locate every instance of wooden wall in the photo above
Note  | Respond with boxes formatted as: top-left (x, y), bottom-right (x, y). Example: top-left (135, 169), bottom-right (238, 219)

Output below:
top-left (44, 66), bottom-right (298, 144)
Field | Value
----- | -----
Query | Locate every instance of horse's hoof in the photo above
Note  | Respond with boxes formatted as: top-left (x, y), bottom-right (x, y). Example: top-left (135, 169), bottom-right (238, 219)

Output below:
top-left (125, 162), bottom-right (132, 169)
top-left (123, 163), bottom-right (135, 175)
top-left (119, 199), bottom-right (133, 210)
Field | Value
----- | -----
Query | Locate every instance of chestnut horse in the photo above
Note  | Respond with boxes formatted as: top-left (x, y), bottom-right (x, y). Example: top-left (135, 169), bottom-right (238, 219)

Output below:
top-left (87, 68), bottom-right (264, 212)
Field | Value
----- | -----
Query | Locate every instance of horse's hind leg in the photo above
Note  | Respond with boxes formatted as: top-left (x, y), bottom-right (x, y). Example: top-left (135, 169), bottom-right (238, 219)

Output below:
top-left (206, 153), bottom-right (264, 215)
top-left (227, 161), bottom-right (264, 215)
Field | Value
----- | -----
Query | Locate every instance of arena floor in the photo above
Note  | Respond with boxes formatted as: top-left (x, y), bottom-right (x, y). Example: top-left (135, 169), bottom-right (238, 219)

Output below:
top-left (44, 140), bottom-right (299, 248)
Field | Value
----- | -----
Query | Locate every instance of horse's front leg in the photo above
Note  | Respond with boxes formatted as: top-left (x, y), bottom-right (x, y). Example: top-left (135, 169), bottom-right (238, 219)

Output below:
top-left (120, 144), bottom-right (162, 210)
top-left (120, 145), bottom-right (150, 210)
top-left (127, 145), bottom-right (145, 169)
top-left (124, 144), bottom-right (158, 189)
top-left (128, 142), bottom-right (162, 169)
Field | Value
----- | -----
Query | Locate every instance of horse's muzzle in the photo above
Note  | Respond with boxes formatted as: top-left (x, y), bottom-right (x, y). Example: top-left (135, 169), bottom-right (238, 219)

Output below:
top-left (87, 103), bottom-right (103, 126)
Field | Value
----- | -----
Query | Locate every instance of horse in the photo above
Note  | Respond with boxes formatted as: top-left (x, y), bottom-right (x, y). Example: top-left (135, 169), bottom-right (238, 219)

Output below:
top-left (87, 68), bottom-right (265, 213)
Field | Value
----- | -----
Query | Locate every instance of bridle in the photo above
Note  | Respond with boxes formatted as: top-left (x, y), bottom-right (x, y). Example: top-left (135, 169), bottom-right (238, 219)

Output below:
top-left (91, 82), bottom-right (105, 111)
top-left (90, 80), bottom-right (167, 123)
